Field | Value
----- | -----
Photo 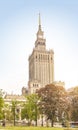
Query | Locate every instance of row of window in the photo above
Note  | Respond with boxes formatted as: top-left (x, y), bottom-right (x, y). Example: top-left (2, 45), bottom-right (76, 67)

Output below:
top-left (38, 42), bottom-right (45, 45)
top-left (33, 84), bottom-right (39, 87)
top-left (35, 54), bottom-right (53, 60)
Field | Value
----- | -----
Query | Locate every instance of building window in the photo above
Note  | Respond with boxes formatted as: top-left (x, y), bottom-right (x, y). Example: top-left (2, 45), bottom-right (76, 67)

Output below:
top-left (41, 54), bottom-right (42, 60)
top-left (36, 55), bottom-right (37, 59)
top-left (51, 57), bottom-right (52, 60)
top-left (48, 55), bottom-right (49, 60)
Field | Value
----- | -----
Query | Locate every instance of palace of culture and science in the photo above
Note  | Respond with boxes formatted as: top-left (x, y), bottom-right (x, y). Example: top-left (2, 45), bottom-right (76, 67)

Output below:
top-left (28, 14), bottom-right (54, 94)
top-left (22, 14), bottom-right (65, 95)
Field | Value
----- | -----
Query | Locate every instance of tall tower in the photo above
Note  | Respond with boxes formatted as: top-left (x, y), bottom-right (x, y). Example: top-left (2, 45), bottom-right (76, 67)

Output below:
top-left (28, 14), bottom-right (54, 94)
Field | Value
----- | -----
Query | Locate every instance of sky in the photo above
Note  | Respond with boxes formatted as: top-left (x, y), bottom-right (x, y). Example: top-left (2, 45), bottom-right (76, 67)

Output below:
top-left (0, 0), bottom-right (78, 94)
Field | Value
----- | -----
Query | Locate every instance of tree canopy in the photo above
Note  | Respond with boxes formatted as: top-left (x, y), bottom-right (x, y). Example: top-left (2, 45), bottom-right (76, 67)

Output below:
top-left (37, 84), bottom-right (68, 127)
top-left (0, 89), bottom-right (4, 119)
top-left (21, 94), bottom-right (40, 126)
top-left (68, 86), bottom-right (78, 122)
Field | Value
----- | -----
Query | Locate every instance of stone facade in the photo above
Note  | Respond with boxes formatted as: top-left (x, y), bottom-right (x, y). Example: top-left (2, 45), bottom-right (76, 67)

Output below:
top-left (28, 14), bottom-right (54, 94)
top-left (4, 94), bottom-right (26, 121)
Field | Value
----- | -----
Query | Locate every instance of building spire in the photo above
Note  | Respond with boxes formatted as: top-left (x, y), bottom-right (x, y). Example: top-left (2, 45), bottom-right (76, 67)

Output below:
top-left (39, 13), bottom-right (41, 30)
top-left (36, 13), bottom-right (44, 40)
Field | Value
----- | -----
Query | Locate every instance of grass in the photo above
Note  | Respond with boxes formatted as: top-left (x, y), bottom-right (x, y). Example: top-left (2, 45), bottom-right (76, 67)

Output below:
top-left (0, 126), bottom-right (64, 130)
top-left (0, 126), bottom-right (77, 130)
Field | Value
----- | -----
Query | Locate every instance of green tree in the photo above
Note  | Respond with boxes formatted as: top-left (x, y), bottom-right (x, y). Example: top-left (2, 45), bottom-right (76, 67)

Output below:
top-left (21, 94), bottom-right (40, 126)
top-left (68, 86), bottom-right (78, 122)
top-left (71, 95), bottom-right (78, 121)
top-left (3, 103), bottom-right (16, 123)
top-left (0, 89), bottom-right (4, 119)
top-left (37, 84), bottom-right (68, 127)
top-left (11, 100), bottom-right (18, 126)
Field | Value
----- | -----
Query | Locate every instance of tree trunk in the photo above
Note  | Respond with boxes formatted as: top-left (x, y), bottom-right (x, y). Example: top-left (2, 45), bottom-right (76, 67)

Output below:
top-left (35, 105), bottom-right (37, 126)
top-left (51, 119), bottom-right (54, 127)
top-left (41, 114), bottom-right (43, 126)
top-left (14, 108), bottom-right (15, 126)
